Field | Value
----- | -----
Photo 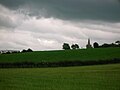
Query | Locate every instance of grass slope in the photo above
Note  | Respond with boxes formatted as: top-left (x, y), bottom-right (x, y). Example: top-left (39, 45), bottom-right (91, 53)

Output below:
top-left (0, 64), bottom-right (120, 90)
top-left (0, 48), bottom-right (120, 63)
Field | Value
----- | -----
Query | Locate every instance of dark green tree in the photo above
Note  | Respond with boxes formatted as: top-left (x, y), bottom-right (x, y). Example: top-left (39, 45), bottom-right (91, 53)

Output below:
top-left (75, 44), bottom-right (79, 49)
top-left (93, 42), bottom-right (99, 48)
top-left (71, 44), bottom-right (76, 49)
top-left (71, 44), bottom-right (79, 49)
top-left (27, 48), bottom-right (33, 52)
top-left (21, 49), bottom-right (27, 53)
top-left (101, 43), bottom-right (109, 48)
top-left (63, 43), bottom-right (70, 50)
top-left (115, 41), bottom-right (120, 45)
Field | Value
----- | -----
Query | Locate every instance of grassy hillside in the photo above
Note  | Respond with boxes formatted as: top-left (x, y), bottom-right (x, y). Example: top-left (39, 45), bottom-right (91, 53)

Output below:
top-left (0, 48), bottom-right (120, 63)
top-left (0, 64), bottom-right (120, 90)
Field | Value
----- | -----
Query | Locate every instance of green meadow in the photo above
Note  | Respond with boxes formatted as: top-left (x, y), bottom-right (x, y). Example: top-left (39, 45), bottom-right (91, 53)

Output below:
top-left (0, 64), bottom-right (120, 90)
top-left (0, 48), bottom-right (120, 63)
top-left (0, 48), bottom-right (120, 90)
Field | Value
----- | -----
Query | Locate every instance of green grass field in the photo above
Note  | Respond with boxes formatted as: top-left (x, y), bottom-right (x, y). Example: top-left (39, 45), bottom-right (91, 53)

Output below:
top-left (0, 48), bottom-right (120, 63)
top-left (0, 64), bottom-right (120, 90)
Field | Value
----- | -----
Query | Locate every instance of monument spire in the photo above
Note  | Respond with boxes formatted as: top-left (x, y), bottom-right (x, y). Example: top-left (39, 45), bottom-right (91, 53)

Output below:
top-left (86, 38), bottom-right (92, 48)
top-left (88, 38), bottom-right (90, 45)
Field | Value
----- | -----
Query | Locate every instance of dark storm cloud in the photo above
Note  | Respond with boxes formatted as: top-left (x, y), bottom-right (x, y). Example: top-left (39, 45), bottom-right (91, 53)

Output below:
top-left (0, 0), bottom-right (120, 50)
top-left (0, 0), bottom-right (120, 22)
top-left (0, 0), bottom-right (26, 9)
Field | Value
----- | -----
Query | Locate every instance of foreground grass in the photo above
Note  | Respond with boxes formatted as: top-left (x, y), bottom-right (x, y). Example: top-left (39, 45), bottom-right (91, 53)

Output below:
top-left (0, 64), bottom-right (120, 90)
top-left (0, 48), bottom-right (120, 63)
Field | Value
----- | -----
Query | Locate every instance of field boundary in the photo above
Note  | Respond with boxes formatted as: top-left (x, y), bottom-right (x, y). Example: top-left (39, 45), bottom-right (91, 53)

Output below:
top-left (0, 58), bottom-right (120, 68)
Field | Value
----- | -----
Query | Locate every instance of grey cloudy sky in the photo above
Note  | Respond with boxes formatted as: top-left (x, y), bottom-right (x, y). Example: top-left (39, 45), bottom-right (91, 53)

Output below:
top-left (0, 0), bottom-right (120, 50)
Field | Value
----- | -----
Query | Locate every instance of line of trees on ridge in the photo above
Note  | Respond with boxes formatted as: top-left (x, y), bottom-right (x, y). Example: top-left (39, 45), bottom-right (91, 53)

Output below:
top-left (93, 41), bottom-right (120, 48)
top-left (63, 40), bottom-right (120, 50)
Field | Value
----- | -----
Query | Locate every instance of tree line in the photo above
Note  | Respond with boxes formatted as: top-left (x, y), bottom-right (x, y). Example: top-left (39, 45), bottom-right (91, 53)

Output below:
top-left (62, 40), bottom-right (120, 50)
top-left (93, 41), bottom-right (120, 48)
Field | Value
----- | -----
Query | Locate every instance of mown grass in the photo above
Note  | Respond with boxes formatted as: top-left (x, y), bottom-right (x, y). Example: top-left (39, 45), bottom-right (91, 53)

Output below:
top-left (0, 48), bottom-right (120, 63)
top-left (0, 64), bottom-right (120, 90)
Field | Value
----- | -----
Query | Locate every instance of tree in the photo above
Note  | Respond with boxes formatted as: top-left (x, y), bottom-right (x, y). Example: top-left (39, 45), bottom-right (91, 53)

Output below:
top-left (63, 43), bottom-right (70, 50)
top-left (21, 49), bottom-right (27, 53)
top-left (101, 43), bottom-right (109, 48)
top-left (21, 48), bottom-right (33, 53)
top-left (6, 51), bottom-right (11, 54)
top-left (115, 41), bottom-right (120, 45)
top-left (93, 42), bottom-right (99, 48)
top-left (71, 44), bottom-right (79, 49)
top-left (75, 44), bottom-right (79, 49)
top-left (27, 48), bottom-right (33, 52)
top-left (71, 44), bottom-right (76, 49)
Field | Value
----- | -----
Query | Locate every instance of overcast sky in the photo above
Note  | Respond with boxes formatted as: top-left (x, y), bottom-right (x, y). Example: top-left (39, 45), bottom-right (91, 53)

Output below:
top-left (0, 0), bottom-right (120, 50)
